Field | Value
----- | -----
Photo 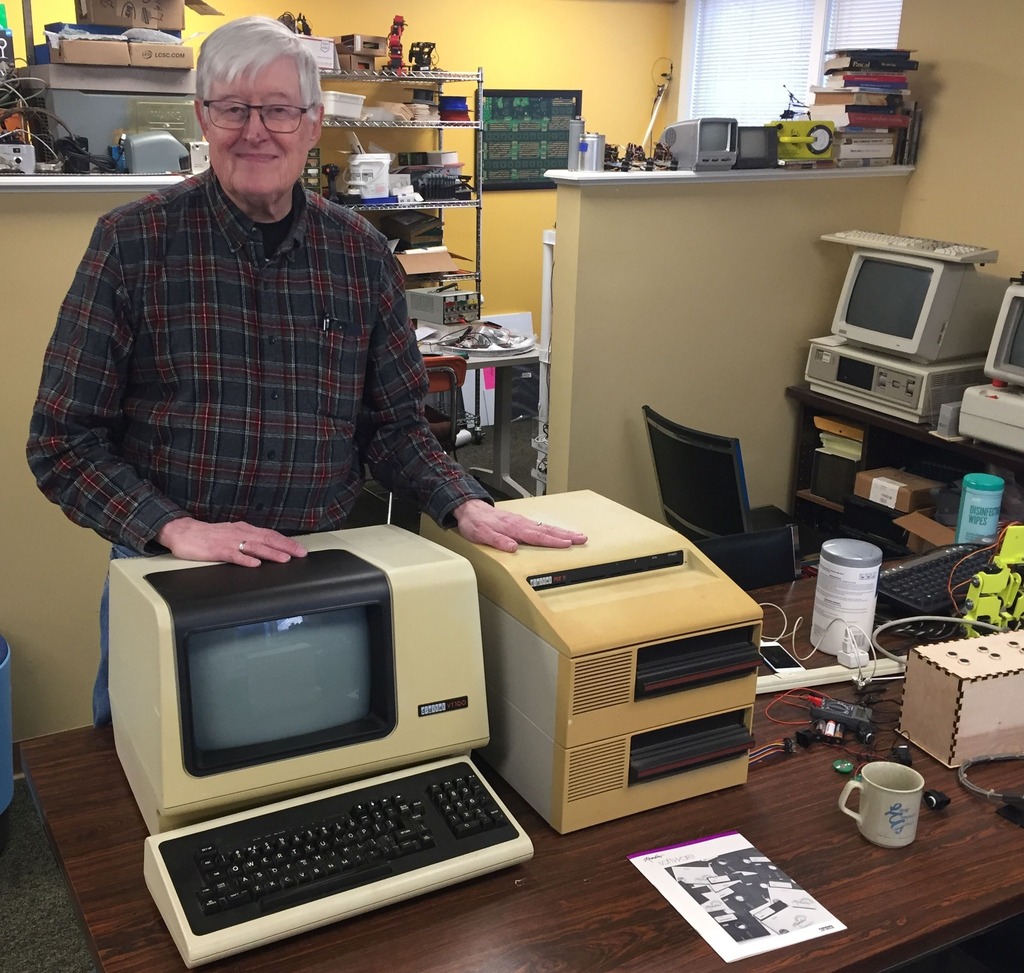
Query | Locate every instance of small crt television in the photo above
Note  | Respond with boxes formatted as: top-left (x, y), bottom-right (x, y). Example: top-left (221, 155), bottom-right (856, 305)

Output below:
top-left (660, 117), bottom-right (737, 171)
top-left (982, 283), bottom-right (1024, 385)
top-left (831, 248), bottom-right (1005, 363)
top-left (109, 526), bottom-right (490, 834)
top-left (734, 125), bottom-right (779, 169)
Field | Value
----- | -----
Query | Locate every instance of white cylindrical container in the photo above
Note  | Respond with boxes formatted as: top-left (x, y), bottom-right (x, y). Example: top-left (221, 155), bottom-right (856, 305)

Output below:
top-left (811, 539), bottom-right (883, 656)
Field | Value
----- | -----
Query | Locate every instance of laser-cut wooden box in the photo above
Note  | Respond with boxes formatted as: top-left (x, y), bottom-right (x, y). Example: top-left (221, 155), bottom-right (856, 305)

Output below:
top-left (898, 632), bottom-right (1024, 767)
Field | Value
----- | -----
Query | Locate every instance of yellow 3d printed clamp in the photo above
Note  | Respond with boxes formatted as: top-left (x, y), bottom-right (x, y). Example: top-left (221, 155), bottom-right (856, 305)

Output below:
top-left (963, 525), bottom-right (1024, 634)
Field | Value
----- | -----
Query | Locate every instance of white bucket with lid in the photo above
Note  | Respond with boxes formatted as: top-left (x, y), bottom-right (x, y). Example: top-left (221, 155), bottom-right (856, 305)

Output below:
top-left (347, 153), bottom-right (391, 200)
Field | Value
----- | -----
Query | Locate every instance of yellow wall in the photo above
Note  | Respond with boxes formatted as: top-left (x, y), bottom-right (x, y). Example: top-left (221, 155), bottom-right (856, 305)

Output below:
top-left (3, 192), bottom-right (155, 741)
top-left (895, 0), bottom-right (1024, 272)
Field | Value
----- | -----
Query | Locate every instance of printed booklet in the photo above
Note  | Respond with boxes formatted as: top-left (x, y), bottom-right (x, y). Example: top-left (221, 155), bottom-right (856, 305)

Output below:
top-left (629, 831), bottom-right (845, 963)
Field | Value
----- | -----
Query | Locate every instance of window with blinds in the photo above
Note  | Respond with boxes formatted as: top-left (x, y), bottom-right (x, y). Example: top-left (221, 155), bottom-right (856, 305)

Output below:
top-left (685, 0), bottom-right (903, 125)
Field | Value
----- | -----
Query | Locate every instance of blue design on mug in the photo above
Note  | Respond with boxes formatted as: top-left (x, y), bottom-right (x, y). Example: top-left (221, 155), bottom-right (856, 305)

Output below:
top-left (886, 801), bottom-right (910, 834)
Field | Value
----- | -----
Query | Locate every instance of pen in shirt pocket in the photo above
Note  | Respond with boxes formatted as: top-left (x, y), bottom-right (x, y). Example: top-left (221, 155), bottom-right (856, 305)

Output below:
top-left (322, 314), bottom-right (339, 333)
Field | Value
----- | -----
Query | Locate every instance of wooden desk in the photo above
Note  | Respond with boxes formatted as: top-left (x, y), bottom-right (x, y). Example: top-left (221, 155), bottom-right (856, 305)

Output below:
top-left (21, 577), bottom-right (1024, 973)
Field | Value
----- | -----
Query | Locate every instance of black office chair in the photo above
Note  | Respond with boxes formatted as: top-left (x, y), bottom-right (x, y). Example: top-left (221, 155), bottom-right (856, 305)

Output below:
top-left (642, 404), bottom-right (791, 542)
top-left (696, 525), bottom-right (801, 591)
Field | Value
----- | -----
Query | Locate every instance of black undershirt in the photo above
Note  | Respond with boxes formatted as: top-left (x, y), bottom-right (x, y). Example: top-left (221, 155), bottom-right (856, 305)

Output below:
top-left (257, 208), bottom-right (294, 256)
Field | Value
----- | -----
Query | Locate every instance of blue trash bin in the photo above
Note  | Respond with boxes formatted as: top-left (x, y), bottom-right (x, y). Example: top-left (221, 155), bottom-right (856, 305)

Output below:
top-left (0, 635), bottom-right (11, 855)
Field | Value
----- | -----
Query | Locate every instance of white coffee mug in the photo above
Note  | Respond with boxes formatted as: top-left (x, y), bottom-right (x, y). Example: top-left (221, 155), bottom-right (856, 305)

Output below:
top-left (838, 761), bottom-right (925, 848)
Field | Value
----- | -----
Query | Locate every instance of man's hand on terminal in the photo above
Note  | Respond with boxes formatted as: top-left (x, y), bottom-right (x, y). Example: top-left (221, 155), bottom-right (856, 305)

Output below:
top-left (452, 498), bottom-right (588, 554)
top-left (156, 517), bottom-right (309, 566)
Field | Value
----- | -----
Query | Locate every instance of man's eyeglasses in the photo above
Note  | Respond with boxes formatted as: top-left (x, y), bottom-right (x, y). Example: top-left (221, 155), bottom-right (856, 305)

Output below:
top-left (202, 100), bottom-right (312, 134)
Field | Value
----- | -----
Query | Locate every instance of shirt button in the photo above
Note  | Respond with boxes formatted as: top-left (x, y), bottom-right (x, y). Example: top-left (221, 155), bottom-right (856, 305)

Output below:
top-left (267, 450), bottom-right (277, 460)
top-left (267, 336), bottom-right (277, 345)
top-left (270, 391), bottom-right (279, 400)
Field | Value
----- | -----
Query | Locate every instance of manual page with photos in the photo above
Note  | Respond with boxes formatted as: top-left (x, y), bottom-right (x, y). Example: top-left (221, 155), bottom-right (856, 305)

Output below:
top-left (629, 831), bottom-right (846, 963)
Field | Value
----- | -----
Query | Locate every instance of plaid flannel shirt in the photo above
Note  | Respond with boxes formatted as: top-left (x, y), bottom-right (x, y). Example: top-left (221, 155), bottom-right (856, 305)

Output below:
top-left (27, 170), bottom-right (488, 552)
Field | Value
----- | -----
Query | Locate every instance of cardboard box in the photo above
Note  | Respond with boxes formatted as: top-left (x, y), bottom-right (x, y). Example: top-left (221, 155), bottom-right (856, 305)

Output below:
top-left (296, 35), bottom-right (338, 71)
top-left (336, 34), bottom-right (388, 55)
top-left (394, 248), bottom-right (461, 277)
top-left (53, 39), bottom-right (130, 66)
top-left (76, 0), bottom-right (220, 31)
top-left (894, 509), bottom-right (956, 554)
top-left (899, 631), bottom-right (1024, 767)
top-left (128, 43), bottom-right (194, 69)
top-left (336, 53), bottom-right (376, 72)
top-left (853, 467), bottom-right (944, 514)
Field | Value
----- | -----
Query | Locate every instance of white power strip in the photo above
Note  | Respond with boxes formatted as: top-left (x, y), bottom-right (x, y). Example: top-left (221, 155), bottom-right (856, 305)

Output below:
top-left (755, 657), bottom-right (905, 694)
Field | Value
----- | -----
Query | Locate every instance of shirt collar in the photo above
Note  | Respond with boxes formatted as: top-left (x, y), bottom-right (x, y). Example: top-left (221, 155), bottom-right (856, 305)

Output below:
top-left (202, 171), bottom-right (309, 258)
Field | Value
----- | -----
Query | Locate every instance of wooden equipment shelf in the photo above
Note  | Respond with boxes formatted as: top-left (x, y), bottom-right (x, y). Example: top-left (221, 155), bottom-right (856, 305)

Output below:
top-left (787, 384), bottom-right (1024, 553)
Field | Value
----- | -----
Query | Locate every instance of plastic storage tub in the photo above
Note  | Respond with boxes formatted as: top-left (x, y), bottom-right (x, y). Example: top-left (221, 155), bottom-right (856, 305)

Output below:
top-left (322, 91), bottom-right (365, 119)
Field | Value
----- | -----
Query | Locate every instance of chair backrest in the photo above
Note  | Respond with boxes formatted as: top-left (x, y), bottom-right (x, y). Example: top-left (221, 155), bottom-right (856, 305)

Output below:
top-left (424, 354), bottom-right (468, 453)
top-left (642, 404), bottom-right (753, 541)
top-left (696, 525), bottom-right (800, 591)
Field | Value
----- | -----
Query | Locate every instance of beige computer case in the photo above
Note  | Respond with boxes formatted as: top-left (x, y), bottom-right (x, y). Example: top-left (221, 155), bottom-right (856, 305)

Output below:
top-left (423, 491), bottom-right (763, 833)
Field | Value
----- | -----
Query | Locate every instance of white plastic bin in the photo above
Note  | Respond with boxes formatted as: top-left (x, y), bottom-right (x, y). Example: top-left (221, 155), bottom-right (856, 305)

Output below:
top-left (322, 91), bottom-right (365, 119)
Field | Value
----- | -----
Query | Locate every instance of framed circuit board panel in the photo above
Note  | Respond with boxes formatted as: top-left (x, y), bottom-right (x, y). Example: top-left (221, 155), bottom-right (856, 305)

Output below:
top-left (481, 89), bottom-right (583, 190)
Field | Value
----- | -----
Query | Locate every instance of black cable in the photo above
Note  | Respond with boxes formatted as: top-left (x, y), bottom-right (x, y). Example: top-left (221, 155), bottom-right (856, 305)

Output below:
top-left (54, 135), bottom-right (117, 173)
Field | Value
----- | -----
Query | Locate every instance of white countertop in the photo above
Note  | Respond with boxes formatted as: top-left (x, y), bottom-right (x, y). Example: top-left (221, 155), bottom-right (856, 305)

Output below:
top-left (544, 165), bottom-right (914, 186)
top-left (0, 165), bottom-right (914, 193)
top-left (0, 174), bottom-right (185, 193)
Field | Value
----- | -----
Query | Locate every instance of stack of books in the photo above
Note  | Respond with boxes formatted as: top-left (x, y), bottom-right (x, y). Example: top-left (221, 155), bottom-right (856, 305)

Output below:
top-left (809, 48), bottom-right (922, 167)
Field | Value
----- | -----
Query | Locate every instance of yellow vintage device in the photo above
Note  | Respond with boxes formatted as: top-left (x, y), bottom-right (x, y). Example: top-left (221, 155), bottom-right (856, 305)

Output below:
top-left (769, 119), bottom-right (835, 161)
top-left (422, 490), bottom-right (763, 833)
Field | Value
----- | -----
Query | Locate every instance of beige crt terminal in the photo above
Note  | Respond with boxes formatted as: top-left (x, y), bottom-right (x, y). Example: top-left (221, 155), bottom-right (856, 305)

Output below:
top-left (423, 490), bottom-right (764, 833)
top-left (109, 526), bottom-right (490, 835)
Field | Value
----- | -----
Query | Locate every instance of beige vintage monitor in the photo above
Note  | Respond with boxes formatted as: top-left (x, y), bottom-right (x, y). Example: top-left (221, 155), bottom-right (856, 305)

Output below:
top-left (109, 526), bottom-right (490, 834)
top-left (422, 491), bottom-right (763, 833)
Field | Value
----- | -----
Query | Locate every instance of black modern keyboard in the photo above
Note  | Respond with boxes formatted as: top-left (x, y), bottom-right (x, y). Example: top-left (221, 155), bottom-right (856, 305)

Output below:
top-left (876, 543), bottom-right (991, 617)
top-left (144, 756), bottom-right (533, 967)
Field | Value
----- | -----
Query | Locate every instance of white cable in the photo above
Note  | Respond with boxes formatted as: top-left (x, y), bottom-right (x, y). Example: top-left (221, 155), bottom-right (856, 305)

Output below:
top-left (758, 600), bottom-right (804, 659)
